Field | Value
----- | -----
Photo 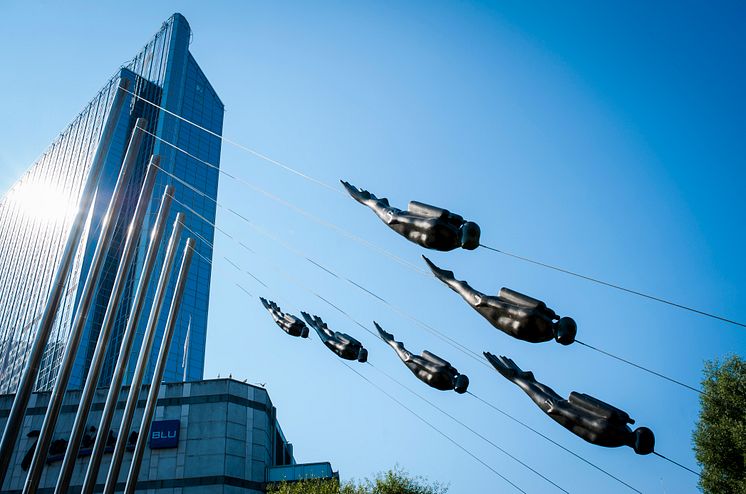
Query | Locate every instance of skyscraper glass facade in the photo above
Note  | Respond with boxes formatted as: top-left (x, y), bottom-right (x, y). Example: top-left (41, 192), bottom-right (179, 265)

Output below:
top-left (0, 13), bottom-right (222, 393)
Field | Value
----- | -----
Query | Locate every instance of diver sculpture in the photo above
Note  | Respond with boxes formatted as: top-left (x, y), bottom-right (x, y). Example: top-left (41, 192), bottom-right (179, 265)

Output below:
top-left (424, 256), bottom-right (577, 345)
top-left (301, 312), bottom-right (368, 362)
top-left (260, 297), bottom-right (309, 338)
top-left (376, 322), bottom-right (469, 394)
top-left (485, 352), bottom-right (655, 455)
top-left (341, 180), bottom-right (480, 251)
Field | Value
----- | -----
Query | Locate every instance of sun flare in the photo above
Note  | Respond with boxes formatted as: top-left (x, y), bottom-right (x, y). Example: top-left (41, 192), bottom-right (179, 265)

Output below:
top-left (8, 181), bottom-right (77, 223)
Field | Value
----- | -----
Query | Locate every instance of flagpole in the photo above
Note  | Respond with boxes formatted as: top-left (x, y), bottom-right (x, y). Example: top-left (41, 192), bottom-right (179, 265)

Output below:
top-left (183, 316), bottom-right (191, 381)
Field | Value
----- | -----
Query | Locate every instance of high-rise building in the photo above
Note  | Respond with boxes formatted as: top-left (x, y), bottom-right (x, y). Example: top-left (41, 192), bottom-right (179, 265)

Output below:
top-left (0, 13), bottom-right (221, 393)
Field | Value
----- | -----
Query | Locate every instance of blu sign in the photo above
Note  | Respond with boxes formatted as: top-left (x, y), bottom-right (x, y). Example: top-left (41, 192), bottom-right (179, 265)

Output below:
top-left (149, 420), bottom-right (180, 449)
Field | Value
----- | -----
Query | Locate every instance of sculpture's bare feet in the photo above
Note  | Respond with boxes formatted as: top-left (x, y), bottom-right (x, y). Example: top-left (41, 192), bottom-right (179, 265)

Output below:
top-left (340, 180), bottom-right (372, 202)
top-left (374, 321), bottom-right (395, 342)
top-left (422, 256), bottom-right (456, 283)
top-left (300, 311), bottom-right (317, 329)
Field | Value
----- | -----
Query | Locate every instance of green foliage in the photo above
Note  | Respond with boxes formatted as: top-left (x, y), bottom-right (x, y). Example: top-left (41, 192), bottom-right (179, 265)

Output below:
top-left (267, 478), bottom-right (343, 494)
top-left (266, 467), bottom-right (447, 494)
top-left (693, 355), bottom-right (746, 494)
top-left (358, 467), bottom-right (448, 494)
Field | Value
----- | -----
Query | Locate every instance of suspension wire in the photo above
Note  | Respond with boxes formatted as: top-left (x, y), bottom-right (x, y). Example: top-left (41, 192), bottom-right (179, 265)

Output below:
top-left (130, 88), bottom-right (744, 330)
top-left (339, 360), bottom-right (527, 494)
top-left (156, 160), bottom-right (487, 368)
top-left (480, 244), bottom-right (744, 329)
top-left (178, 197), bottom-right (653, 494)
top-left (143, 127), bottom-right (426, 276)
top-left (575, 340), bottom-right (701, 394)
top-left (177, 196), bottom-right (635, 494)
top-left (177, 217), bottom-right (269, 292)
top-left (235, 283), bottom-right (254, 299)
top-left (467, 391), bottom-right (642, 493)
top-left (226, 206), bottom-right (487, 367)
top-left (194, 233), bottom-right (677, 494)
top-left (155, 155), bottom-right (698, 395)
top-left (122, 87), bottom-right (344, 196)
top-left (182, 204), bottom-right (528, 494)
top-left (367, 361), bottom-right (570, 493)
top-left (176, 193), bottom-right (380, 341)
top-left (653, 452), bottom-right (700, 477)
top-left (128, 97), bottom-right (711, 485)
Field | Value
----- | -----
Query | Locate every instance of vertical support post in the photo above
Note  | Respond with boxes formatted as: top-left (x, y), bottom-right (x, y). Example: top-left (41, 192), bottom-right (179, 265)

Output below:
top-left (182, 316), bottom-right (190, 382)
top-left (0, 78), bottom-right (130, 486)
top-left (124, 238), bottom-right (194, 494)
top-left (77, 186), bottom-right (174, 494)
top-left (22, 118), bottom-right (148, 494)
top-left (54, 158), bottom-right (161, 493)
top-left (102, 214), bottom-right (185, 494)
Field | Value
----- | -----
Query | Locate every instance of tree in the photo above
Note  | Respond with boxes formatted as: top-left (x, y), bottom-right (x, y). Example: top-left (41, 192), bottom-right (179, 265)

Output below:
top-left (266, 467), bottom-right (447, 494)
top-left (358, 467), bottom-right (448, 494)
top-left (266, 478), bottom-right (347, 494)
top-left (693, 355), bottom-right (746, 493)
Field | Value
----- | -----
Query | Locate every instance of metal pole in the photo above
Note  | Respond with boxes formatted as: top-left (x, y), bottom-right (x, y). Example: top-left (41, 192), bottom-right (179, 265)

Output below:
top-left (77, 185), bottom-right (173, 494)
top-left (0, 78), bottom-right (130, 486)
top-left (54, 158), bottom-right (161, 493)
top-left (22, 118), bottom-right (148, 494)
top-left (102, 214), bottom-right (185, 494)
top-left (124, 238), bottom-right (194, 494)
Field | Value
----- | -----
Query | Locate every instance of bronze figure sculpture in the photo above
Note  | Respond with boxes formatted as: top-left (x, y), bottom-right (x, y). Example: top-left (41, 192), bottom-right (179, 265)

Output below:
top-left (376, 322), bottom-right (469, 393)
top-left (341, 180), bottom-right (480, 251)
top-left (485, 353), bottom-right (655, 455)
top-left (301, 312), bottom-right (368, 362)
top-left (260, 297), bottom-right (309, 338)
top-left (424, 256), bottom-right (577, 345)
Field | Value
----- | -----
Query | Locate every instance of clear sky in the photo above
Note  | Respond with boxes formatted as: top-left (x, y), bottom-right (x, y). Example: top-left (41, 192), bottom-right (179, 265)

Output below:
top-left (1, 2), bottom-right (744, 493)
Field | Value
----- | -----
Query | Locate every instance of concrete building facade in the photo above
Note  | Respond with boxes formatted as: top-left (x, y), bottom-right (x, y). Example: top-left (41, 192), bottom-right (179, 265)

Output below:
top-left (0, 379), bottom-right (334, 493)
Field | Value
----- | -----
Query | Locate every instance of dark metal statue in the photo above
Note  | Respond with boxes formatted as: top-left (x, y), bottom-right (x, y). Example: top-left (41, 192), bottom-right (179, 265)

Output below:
top-left (376, 322), bottom-right (469, 394)
top-left (341, 180), bottom-right (480, 251)
top-left (485, 353), bottom-right (655, 455)
top-left (301, 312), bottom-right (368, 362)
top-left (260, 297), bottom-right (309, 338)
top-left (424, 256), bottom-right (577, 345)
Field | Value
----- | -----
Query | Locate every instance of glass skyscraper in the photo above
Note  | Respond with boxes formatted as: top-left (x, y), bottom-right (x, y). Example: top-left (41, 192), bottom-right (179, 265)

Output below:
top-left (0, 13), bottom-right (222, 393)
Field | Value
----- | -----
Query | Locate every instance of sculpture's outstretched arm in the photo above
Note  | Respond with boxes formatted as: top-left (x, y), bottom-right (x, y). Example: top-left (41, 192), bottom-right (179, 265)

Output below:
top-left (407, 201), bottom-right (450, 219)
top-left (423, 256), bottom-right (485, 307)
top-left (498, 288), bottom-right (560, 321)
top-left (497, 288), bottom-right (544, 311)
top-left (421, 350), bottom-right (451, 367)
top-left (375, 321), bottom-right (413, 363)
top-left (568, 392), bottom-right (633, 424)
top-left (334, 331), bottom-right (360, 346)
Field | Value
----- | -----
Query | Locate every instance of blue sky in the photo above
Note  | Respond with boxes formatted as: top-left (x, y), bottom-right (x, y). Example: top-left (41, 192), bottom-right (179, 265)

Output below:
top-left (1, 1), bottom-right (744, 493)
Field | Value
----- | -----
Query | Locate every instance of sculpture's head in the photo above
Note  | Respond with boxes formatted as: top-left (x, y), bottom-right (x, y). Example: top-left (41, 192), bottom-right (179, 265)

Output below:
top-left (553, 317), bottom-right (577, 345)
top-left (454, 374), bottom-right (470, 394)
top-left (460, 221), bottom-right (481, 250)
top-left (300, 326), bottom-right (309, 338)
top-left (357, 347), bottom-right (368, 363)
top-left (632, 427), bottom-right (655, 455)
